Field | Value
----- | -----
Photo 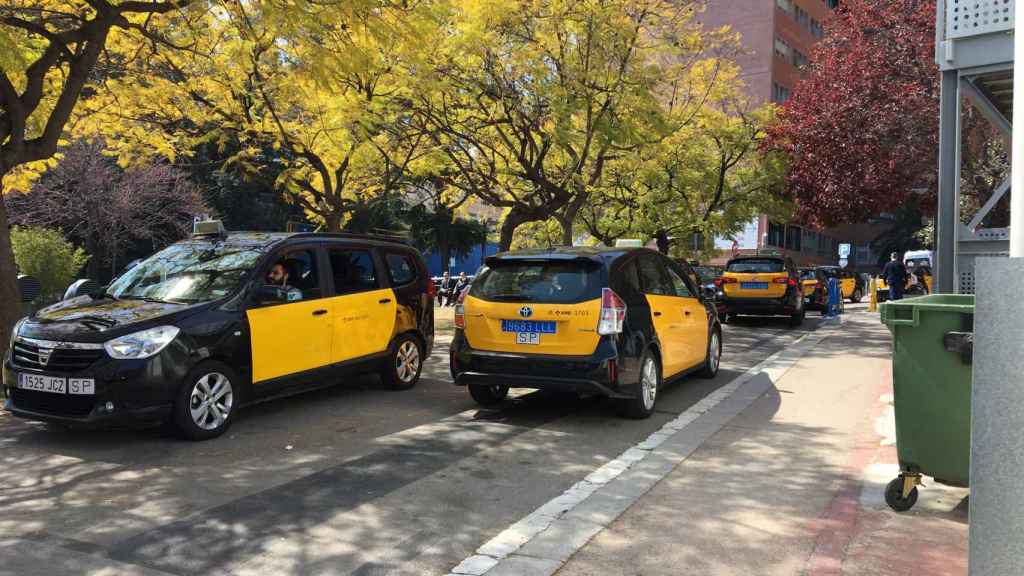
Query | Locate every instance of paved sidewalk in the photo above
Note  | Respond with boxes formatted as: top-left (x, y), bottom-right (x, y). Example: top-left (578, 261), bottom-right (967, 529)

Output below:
top-left (556, 311), bottom-right (969, 576)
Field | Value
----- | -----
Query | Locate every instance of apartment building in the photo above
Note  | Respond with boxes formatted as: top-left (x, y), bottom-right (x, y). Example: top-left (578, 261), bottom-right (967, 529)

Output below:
top-left (700, 0), bottom-right (892, 271)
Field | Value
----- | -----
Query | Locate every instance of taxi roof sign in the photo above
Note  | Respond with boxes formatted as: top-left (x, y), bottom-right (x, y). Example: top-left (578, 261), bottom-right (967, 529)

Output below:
top-left (615, 239), bottom-right (644, 248)
top-left (193, 219), bottom-right (227, 237)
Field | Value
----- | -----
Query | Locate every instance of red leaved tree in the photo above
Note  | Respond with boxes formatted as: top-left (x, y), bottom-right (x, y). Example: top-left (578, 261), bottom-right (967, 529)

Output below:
top-left (765, 0), bottom-right (940, 227)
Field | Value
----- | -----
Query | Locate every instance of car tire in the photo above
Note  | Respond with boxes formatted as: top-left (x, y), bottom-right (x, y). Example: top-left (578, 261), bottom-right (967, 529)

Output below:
top-left (850, 287), bottom-right (863, 303)
top-left (469, 382), bottom-right (509, 406)
top-left (172, 361), bottom-right (238, 441)
top-left (698, 328), bottom-right (722, 379)
top-left (382, 334), bottom-right (424, 390)
top-left (620, 350), bottom-right (660, 419)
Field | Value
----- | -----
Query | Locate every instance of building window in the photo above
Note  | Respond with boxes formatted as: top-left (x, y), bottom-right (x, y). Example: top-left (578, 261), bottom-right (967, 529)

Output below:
top-left (774, 37), bottom-right (793, 61)
top-left (793, 49), bottom-right (809, 68)
top-left (767, 222), bottom-right (785, 247)
top-left (772, 82), bottom-right (791, 103)
top-left (811, 18), bottom-right (823, 39)
top-left (785, 226), bottom-right (802, 252)
top-left (776, 0), bottom-right (794, 14)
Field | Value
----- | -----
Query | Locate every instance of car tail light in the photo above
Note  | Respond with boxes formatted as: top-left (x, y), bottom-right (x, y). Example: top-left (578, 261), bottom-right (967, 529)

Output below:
top-left (454, 289), bottom-right (468, 329)
top-left (608, 358), bottom-right (618, 384)
top-left (715, 277), bottom-right (737, 287)
top-left (788, 278), bottom-right (798, 287)
top-left (598, 288), bottom-right (626, 335)
top-left (773, 277), bottom-right (788, 284)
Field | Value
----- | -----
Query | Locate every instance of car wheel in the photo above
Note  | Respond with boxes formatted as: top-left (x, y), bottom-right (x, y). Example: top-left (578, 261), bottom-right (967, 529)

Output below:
top-left (620, 350), bottom-right (660, 419)
top-left (172, 361), bottom-right (237, 441)
top-left (698, 329), bottom-right (722, 379)
top-left (383, 334), bottom-right (424, 390)
top-left (850, 287), bottom-right (863, 303)
top-left (469, 382), bottom-right (509, 406)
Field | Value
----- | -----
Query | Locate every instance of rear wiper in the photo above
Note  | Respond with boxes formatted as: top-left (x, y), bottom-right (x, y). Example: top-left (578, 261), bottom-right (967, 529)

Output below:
top-left (486, 293), bottom-right (532, 302)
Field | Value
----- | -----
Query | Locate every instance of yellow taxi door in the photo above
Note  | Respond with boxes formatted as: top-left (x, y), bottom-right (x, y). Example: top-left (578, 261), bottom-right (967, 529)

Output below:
top-left (247, 248), bottom-right (332, 383)
top-left (638, 256), bottom-right (690, 377)
top-left (326, 248), bottom-right (397, 364)
top-left (665, 265), bottom-right (709, 370)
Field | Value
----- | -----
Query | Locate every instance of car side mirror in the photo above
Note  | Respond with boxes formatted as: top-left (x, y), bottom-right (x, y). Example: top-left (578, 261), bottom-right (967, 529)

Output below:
top-left (63, 278), bottom-right (101, 301)
top-left (257, 285), bottom-right (302, 304)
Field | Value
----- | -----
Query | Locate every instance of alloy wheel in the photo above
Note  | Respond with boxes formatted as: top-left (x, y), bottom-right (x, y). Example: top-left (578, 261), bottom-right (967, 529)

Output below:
top-left (710, 332), bottom-right (720, 373)
top-left (641, 357), bottom-right (658, 411)
top-left (189, 372), bottom-right (233, 431)
top-left (396, 340), bottom-right (421, 383)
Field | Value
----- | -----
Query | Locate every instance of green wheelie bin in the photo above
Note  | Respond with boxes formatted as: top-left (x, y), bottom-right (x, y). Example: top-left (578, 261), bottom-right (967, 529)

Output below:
top-left (879, 294), bottom-right (974, 511)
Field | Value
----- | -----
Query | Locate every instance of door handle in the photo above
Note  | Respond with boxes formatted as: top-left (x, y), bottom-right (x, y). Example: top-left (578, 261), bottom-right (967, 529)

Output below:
top-left (312, 309), bottom-right (328, 316)
top-left (653, 311), bottom-right (662, 317)
top-left (379, 298), bottom-right (393, 304)
top-left (684, 310), bottom-right (692, 316)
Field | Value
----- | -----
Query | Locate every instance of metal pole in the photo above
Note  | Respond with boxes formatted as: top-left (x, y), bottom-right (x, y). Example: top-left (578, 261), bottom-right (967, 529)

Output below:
top-left (936, 69), bottom-right (960, 292)
top-left (1012, 3), bottom-right (1024, 257)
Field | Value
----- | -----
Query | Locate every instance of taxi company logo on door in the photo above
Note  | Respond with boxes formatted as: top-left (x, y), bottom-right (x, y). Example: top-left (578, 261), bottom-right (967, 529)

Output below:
top-left (519, 306), bottom-right (533, 318)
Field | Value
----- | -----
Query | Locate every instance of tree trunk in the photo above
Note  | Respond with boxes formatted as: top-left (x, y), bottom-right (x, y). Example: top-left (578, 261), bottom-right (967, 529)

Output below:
top-left (0, 184), bottom-right (25, 354)
top-left (558, 194), bottom-right (585, 246)
top-left (655, 230), bottom-right (671, 254)
top-left (440, 239), bottom-right (451, 274)
top-left (499, 211), bottom-right (526, 252)
top-left (324, 212), bottom-right (343, 233)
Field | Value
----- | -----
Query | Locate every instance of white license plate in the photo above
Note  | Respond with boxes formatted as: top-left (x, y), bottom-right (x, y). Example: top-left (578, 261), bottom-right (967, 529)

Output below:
top-left (516, 332), bottom-right (541, 345)
top-left (16, 373), bottom-right (94, 395)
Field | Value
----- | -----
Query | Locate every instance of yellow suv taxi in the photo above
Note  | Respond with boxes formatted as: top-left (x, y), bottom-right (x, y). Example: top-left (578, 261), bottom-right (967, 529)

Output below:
top-left (449, 247), bottom-right (722, 419)
top-left (716, 255), bottom-right (805, 325)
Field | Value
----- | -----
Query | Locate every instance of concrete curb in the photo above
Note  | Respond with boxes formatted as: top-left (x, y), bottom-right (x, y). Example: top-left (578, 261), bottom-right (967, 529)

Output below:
top-left (447, 322), bottom-right (839, 576)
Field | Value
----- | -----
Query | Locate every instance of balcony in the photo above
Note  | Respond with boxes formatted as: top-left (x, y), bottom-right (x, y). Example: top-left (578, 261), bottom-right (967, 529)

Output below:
top-left (937, 0), bottom-right (1014, 73)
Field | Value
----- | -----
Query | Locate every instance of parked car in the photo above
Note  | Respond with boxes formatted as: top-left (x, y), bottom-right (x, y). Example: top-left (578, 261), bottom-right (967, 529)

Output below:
top-left (817, 266), bottom-right (865, 303)
top-left (799, 267), bottom-right (829, 313)
top-left (4, 222), bottom-right (435, 440)
top-left (716, 255), bottom-right (805, 326)
top-left (450, 247), bottom-right (722, 418)
top-left (692, 265), bottom-right (724, 300)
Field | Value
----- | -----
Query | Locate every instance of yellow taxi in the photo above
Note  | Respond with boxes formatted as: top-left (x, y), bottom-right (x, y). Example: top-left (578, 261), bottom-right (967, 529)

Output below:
top-left (715, 255), bottom-right (805, 325)
top-left (450, 247), bottom-right (723, 419)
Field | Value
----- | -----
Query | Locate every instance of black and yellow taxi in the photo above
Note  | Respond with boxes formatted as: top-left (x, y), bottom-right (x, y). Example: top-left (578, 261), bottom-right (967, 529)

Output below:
top-left (449, 247), bottom-right (722, 418)
top-left (799, 267), bottom-right (829, 313)
top-left (715, 255), bottom-right (805, 325)
top-left (3, 222), bottom-right (434, 440)
top-left (818, 266), bottom-right (864, 303)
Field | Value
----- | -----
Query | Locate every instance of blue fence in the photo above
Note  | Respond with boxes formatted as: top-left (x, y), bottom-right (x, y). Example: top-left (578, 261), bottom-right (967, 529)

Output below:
top-left (423, 243), bottom-right (501, 277)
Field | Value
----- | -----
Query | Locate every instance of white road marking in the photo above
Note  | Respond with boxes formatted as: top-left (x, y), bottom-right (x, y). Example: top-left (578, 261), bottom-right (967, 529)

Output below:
top-left (447, 323), bottom-right (838, 576)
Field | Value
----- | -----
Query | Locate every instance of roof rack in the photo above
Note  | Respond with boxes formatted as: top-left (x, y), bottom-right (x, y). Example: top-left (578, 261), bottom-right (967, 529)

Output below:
top-left (290, 231), bottom-right (412, 245)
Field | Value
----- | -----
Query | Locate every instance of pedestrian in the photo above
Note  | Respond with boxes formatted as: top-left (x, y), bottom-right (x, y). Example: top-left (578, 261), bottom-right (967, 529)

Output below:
top-left (450, 271), bottom-right (470, 306)
top-left (912, 262), bottom-right (930, 295)
top-left (438, 271), bottom-right (452, 307)
top-left (881, 252), bottom-right (907, 301)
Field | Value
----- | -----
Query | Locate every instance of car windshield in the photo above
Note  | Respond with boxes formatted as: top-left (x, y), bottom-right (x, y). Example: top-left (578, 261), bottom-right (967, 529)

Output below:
top-left (727, 259), bottom-right (785, 274)
top-left (107, 242), bottom-right (266, 304)
top-left (470, 260), bottom-right (602, 304)
top-left (906, 258), bottom-right (931, 269)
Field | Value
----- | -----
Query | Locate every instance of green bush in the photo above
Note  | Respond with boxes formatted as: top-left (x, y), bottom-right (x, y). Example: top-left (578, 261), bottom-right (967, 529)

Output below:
top-left (11, 227), bottom-right (90, 304)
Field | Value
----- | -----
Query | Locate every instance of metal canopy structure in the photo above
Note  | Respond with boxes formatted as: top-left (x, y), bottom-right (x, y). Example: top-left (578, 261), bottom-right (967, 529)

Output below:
top-left (935, 0), bottom-right (1014, 294)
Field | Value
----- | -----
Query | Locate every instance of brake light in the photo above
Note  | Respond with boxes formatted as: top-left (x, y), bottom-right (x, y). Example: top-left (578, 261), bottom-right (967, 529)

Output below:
top-left (598, 288), bottom-right (626, 335)
top-left (454, 289), bottom-right (468, 329)
top-left (773, 277), bottom-right (788, 284)
top-left (608, 358), bottom-right (618, 384)
top-left (715, 277), bottom-right (737, 287)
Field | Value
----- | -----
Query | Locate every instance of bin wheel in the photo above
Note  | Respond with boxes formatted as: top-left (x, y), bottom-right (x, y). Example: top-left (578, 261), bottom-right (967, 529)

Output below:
top-left (885, 477), bottom-right (919, 512)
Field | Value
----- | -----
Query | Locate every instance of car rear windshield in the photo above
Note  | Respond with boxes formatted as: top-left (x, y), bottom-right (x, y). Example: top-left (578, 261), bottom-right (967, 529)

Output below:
top-left (726, 259), bottom-right (785, 274)
top-left (799, 269), bottom-right (817, 280)
top-left (470, 260), bottom-right (603, 303)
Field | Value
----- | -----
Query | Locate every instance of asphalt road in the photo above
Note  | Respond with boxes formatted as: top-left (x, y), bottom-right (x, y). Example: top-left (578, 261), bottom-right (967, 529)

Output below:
top-left (0, 313), bottom-right (824, 576)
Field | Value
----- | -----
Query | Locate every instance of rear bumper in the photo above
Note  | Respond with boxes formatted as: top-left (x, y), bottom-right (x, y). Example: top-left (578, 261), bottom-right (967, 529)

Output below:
top-left (449, 332), bottom-right (633, 398)
top-left (718, 294), bottom-right (799, 316)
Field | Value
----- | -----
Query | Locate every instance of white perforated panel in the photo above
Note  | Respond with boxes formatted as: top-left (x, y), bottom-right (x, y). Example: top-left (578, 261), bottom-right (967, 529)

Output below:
top-left (948, 0), bottom-right (1015, 39)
